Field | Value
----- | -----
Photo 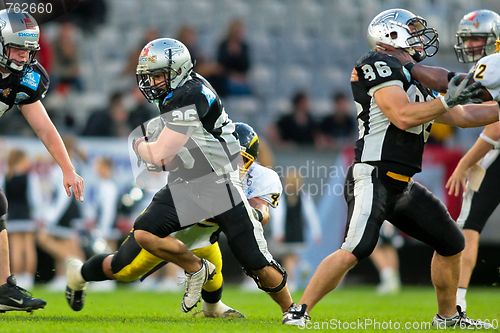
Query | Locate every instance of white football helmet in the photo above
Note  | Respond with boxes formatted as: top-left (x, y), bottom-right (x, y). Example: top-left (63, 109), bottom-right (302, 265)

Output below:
top-left (0, 10), bottom-right (40, 73)
top-left (367, 8), bottom-right (439, 62)
top-left (454, 10), bottom-right (500, 63)
top-left (136, 38), bottom-right (194, 102)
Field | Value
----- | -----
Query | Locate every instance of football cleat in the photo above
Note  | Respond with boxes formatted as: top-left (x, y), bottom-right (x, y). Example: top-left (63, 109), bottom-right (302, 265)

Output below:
top-left (432, 305), bottom-right (494, 329)
top-left (282, 303), bottom-right (310, 327)
top-left (200, 300), bottom-right (245, 318)
top-left (0, 275), bottom-right (46, 313)
top-left (181, 259), bottom-right (216, 313)
top-left (65, 258), bottom-right (88, 311)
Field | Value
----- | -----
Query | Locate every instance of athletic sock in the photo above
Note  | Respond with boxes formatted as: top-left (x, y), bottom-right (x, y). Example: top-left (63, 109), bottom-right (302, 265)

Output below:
top-left (456, 287), bottom-right (467, 312)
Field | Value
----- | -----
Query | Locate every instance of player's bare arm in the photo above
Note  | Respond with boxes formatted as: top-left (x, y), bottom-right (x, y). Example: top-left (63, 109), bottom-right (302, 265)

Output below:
top-left (376, 42), bottom-right (453, 92)
top-left (436, 102), bottom-right (499, 128)
top-left (135, 126), bottom-right (190, 166)
top-left (19, 101), bottom-right (84, 201)
top-left (446, 121), bottom-right (500, 196)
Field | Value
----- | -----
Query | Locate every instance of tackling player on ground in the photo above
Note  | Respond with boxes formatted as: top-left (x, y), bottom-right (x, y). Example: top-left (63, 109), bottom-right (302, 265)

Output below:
top-left (0, 10), bottom-right (84, 313)
top-left (283, 8), bottom-right (498, 328)
top-left (68, 38), bottom-right (294, 316)
top-left (65, 122), bottom-right (283, 318)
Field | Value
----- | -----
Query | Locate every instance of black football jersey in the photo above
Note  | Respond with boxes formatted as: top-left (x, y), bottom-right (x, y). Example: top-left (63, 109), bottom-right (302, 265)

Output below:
top-left (0, 62), bottom-right (49, 117)
top-left (157, 73), bottom-right (240, 181)
top-left (351, 51), bottom-right (436, 176)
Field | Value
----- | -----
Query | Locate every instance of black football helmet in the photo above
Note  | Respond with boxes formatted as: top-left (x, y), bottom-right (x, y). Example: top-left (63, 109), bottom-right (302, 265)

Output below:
top-left (235, 122), bottom-right (259, 173)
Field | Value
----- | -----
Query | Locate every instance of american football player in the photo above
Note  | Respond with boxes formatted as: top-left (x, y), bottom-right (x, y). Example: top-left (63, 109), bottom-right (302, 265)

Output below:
top-left (66, 38), bottom-right (293, 316)
top-left (283, 8), bottom-right (497, 328)
top-left (0, 10), bottom-right (84, 313)
top-left (65, 122), bottom-right (285, 318)
top-left (376, 9), bottom-right (500, 316)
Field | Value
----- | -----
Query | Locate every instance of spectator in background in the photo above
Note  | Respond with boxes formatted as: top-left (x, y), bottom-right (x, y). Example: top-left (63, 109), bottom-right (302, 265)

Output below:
top-left (370, 222), bottom-right (403, 294)
top-left (217, 19), bottom-right (252, 96)
top-left (122, 28), bottom-right (160, 78)
top-left (271, 170), bottom-right (321, 291)
top-left (318, 91), bottom-right (356, 149)
top-left (177, 25), bottom-right (224, 92)
top-left (82, 92), bottom-right (130, 137)
top-left (37, 33), bottom-right (53, 76)
top-left (3, 150), bottom-right (41, 290)
top-left (267, 91), bottom-right (319, 146)
top-left (52, 21), bottom-right (83, 94)
top-left (127, 87), bottom-right (157, 131)
top-left (68, 0), bottom-right (107, 33)
top-left (91, 157), bottom-right (119, 251)
top-left (37, 137), bottom-right (85, 291)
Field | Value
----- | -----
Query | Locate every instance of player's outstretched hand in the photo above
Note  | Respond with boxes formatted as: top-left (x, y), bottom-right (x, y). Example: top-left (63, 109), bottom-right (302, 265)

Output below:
top-left (443, 73), bottom-right (485, 108)
top-left (445, 165), bottom-right (468, 197)
top-left (375, 42), bottom-right (415, 65)
top-left (64, 170), bottom-right (85, 202)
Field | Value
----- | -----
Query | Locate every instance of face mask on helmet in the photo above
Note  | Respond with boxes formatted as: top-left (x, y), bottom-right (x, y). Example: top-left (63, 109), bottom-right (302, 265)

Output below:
top-left (234, 122), bottom-right (259, 176)
top-left (454, 10), bottom-right (500, 63)
top-left (136, 67), bottom-right (181, 102)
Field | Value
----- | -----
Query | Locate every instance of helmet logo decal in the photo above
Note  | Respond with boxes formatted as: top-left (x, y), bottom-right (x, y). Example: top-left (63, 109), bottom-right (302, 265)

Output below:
top-left (22, 16), bottom-right (36, 29)
top-left (473, 21), bottom-right (480, 28)
top-left (465, 12), bottom-right (479, 21)
top-left (164, 46), bottom-right (184, 58)
top-left (141, 44), bottom-right (152, 57)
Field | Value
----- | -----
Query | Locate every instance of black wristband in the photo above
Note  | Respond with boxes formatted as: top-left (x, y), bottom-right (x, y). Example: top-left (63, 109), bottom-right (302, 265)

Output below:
top-left (252, 207), bottom-right (264, 222)
top-left (403, 62), bottom-right (415, 73)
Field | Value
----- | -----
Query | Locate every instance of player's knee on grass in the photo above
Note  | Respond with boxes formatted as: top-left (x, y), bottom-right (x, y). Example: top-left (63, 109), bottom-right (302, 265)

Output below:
top-left (193, 243), bottom-right (223, 292)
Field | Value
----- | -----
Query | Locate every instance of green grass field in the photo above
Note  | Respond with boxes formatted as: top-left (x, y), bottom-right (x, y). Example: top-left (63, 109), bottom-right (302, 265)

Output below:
top-left (0, 286), bottom-right (499, 332)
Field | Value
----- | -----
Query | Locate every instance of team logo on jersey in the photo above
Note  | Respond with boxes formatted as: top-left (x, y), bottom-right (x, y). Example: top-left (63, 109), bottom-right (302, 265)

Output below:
top-left (20, 71), bottom-right (41, 91)
top-left (1, 88), bottom-right (11, 98)
top-left (0, 19), bottom-right (6, 30)
top-left (15, 92), bottom-right (30, 104)
top-left (201, 85), bottom-right (216, 106)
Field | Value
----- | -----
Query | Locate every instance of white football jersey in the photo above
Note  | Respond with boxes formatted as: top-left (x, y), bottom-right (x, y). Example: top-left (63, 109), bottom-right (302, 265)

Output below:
top-left (242, 163), bottom-right (283, 208)
top-left (473, 53), bottom-right (500, 101)
top-left (174, 162), bottom-right (283, 249)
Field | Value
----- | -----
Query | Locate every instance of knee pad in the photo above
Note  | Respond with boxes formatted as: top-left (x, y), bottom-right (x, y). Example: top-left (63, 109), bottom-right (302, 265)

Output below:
top-left (245, 260), bottom-right (288, 293)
